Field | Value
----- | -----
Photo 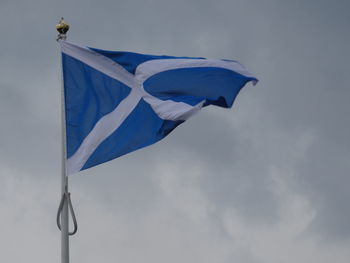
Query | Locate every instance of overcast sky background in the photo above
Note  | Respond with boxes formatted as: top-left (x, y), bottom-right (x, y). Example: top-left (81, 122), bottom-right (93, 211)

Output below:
top-left (0, 0), bottom-right (349, 262)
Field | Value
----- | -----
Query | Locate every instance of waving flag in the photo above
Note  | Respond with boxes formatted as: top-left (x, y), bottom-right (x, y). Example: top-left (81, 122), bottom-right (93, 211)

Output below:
top-left (60, 41), bottom-right (258, 175)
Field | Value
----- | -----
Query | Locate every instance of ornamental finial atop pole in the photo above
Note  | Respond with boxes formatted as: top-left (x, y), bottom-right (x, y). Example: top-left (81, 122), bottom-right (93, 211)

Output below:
top-left (56, 17), bottom-right (70, 41)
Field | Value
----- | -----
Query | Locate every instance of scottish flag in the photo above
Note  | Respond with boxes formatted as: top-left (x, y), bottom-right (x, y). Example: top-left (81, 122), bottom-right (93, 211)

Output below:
top-left (60, 41), bottom-right (257, 175)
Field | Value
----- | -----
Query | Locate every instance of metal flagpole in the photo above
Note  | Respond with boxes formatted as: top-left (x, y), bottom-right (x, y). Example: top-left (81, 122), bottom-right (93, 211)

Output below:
top-left (56, 18), bottom-right (78, 263)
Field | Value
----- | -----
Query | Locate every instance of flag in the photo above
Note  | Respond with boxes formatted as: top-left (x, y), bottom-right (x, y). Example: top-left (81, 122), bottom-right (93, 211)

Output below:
top-left (60, 41), bottom-right (258, 175)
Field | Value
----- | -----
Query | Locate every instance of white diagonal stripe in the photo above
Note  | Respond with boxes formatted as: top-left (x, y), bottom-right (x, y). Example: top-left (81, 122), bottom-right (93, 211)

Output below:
top-left (134, 58), bottom-right (257, 84)
top-left (60, 40), bottom-right (139, 89)
top-left (141, 89), bottom-right (204, 121)
top-left (67, 88), bottom-right (142, 175)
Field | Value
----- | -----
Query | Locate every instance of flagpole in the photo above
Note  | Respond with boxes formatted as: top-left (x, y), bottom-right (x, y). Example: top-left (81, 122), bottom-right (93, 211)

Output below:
top-left (56, 18), bottom-right (70, 263)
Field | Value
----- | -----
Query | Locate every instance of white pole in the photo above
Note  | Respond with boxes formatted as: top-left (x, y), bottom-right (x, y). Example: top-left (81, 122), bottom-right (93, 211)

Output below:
top-left (60, 67), bottom-right (69, 263)
top-left (56, 18), bottom-right (70, 263)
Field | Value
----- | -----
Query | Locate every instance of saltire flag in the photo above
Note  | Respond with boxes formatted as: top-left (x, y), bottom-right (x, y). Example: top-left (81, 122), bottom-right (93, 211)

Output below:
top-left (59, 41), bottom-right (258, 175)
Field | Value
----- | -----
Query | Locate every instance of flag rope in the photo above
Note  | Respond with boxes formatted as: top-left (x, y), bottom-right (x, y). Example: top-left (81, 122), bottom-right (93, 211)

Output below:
top-left (56, 192), bottom-right (78, 236)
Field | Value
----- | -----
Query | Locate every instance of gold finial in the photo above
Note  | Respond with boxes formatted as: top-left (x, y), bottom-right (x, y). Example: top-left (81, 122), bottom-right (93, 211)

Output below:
top-left (56, 17), bottom-right (70, 41)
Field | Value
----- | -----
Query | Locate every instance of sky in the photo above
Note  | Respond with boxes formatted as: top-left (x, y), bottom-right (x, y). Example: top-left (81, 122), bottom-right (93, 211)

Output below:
top-left (0, 0), bottom-right (349, 262)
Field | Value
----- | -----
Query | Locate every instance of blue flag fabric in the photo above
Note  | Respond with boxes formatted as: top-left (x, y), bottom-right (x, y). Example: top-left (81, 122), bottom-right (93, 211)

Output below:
top-left (60, 41), bottom-right (258, 175)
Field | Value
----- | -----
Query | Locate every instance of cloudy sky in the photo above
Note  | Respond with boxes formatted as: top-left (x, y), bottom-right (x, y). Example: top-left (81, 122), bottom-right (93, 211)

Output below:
top-left (0, 0), bottom-right (349, 262)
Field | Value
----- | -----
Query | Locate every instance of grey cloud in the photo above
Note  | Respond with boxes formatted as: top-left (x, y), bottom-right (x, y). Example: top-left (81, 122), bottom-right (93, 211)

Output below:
top-left (0, 0), bottom-right (349, 262)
